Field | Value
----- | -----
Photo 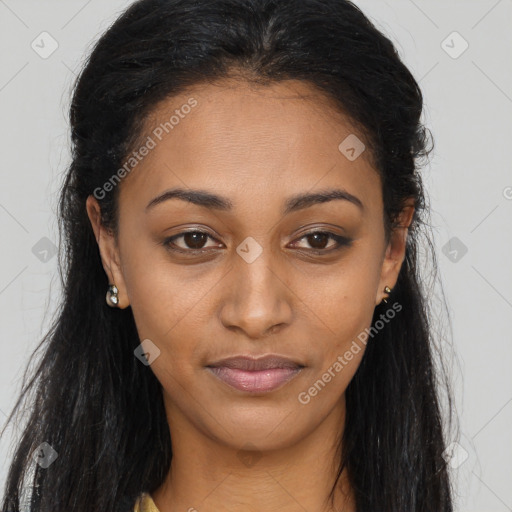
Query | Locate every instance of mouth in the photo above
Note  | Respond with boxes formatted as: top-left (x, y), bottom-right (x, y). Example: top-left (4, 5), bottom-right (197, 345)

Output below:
top-left (205, 354), bottom-right (305, 393)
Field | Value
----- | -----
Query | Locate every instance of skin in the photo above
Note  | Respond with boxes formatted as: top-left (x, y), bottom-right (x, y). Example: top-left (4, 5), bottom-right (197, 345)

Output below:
top-left (86, 78), bottom-right (414, 512)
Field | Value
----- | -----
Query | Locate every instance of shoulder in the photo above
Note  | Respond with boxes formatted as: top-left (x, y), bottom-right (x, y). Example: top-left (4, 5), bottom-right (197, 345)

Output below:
top-left (133, 492), bottom-right (161, 512)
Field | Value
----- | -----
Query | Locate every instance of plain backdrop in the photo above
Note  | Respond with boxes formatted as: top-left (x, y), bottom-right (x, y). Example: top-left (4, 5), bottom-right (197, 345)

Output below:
top-left (1, 1), bottom-right (511, 510)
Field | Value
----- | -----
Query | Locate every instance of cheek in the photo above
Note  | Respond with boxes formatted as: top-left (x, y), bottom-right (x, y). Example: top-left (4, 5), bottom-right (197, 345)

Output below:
top-left (297, 280), bottom-right (375, 407)
top-left (294, 256), bottom-right (381, 397)
top-left (126, 266), bottom-right (206, 397)
top-left (120, 243), bottom-right (210, 359)
top-left (298, 262), bottom-right (380, 343)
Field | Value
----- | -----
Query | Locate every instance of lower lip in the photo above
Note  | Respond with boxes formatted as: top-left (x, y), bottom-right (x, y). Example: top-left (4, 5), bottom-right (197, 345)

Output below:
top-left (206, 367), bottom-right (302, 393)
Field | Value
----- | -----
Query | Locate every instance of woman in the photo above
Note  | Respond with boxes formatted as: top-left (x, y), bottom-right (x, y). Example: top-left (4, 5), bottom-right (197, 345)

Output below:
top-left (0, 0), bottom-right (457, 510)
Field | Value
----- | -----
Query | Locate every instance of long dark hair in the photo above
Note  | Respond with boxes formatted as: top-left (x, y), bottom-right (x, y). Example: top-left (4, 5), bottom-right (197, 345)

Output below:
top-left (1, 0), bottom-right (458, 510)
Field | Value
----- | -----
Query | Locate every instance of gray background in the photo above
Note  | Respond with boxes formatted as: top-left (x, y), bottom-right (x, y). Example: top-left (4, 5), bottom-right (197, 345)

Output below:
top-left (1, 1), bottom-right (511, 510)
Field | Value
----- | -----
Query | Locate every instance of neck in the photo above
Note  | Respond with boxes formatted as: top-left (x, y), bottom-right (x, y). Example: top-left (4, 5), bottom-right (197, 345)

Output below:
top-left (152, 394), bottom-right (356, 512)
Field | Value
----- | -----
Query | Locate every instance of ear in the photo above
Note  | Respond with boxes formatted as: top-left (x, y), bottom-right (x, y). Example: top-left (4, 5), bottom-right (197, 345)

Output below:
top-left (86, 195), bottom-right (130, 309)
top-left (375, 198), bottom-right (415, 305)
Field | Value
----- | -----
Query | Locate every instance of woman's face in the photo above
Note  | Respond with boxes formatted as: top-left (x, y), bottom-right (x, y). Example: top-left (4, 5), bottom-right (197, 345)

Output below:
top-left (87, 78), bottom-right (411, 452)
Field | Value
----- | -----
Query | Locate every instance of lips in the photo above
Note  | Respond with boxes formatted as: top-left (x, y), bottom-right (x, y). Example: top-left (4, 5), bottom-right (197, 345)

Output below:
top-left (207, 355), bottom-right (303, 371)
top-left (206, 355), bottom-right (304, 393)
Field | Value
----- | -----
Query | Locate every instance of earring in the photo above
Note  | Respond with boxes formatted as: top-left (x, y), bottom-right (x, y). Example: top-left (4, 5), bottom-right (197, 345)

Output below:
top-left (106, 284), bottom-right (119, 307)
top-left (381, 285), bottom-right (392, 304)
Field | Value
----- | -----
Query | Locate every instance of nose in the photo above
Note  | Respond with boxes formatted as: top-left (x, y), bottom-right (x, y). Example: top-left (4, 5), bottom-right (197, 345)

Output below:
top-left (219, 252), bottom-right (294, 340)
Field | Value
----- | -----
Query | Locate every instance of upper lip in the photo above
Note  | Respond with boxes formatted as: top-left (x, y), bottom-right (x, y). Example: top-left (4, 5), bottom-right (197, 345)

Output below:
top-left (206, 354), bottom-right (304, 371)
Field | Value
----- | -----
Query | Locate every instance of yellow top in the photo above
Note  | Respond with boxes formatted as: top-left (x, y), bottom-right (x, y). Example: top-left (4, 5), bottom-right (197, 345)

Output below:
top-left (133, 492), bottom-right (161, 512)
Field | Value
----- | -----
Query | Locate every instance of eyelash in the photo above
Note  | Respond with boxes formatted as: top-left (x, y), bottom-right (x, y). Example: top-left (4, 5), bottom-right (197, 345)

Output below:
top-left (162, 229), bottom-right (352, 255)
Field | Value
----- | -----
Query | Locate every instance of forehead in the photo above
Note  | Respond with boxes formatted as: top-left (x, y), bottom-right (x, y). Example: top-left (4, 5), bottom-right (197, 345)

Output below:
top-left (118, 78), bottom-right (381, 217)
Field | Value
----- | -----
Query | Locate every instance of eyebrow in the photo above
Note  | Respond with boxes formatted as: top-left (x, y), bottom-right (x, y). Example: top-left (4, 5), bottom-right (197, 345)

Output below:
top-left (145, 187), bottom-right (364, 215)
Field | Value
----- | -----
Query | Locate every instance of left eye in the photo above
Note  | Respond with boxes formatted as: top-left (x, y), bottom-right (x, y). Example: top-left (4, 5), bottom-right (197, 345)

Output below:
top-left (163, 230), bottom-right (351, 253)
top-left (291, 231), bottom-right (351, 252)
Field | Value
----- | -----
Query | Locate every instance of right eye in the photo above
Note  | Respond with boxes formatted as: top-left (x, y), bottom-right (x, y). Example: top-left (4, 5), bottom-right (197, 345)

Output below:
top-left (162, 230), bottom-right (223, 253)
